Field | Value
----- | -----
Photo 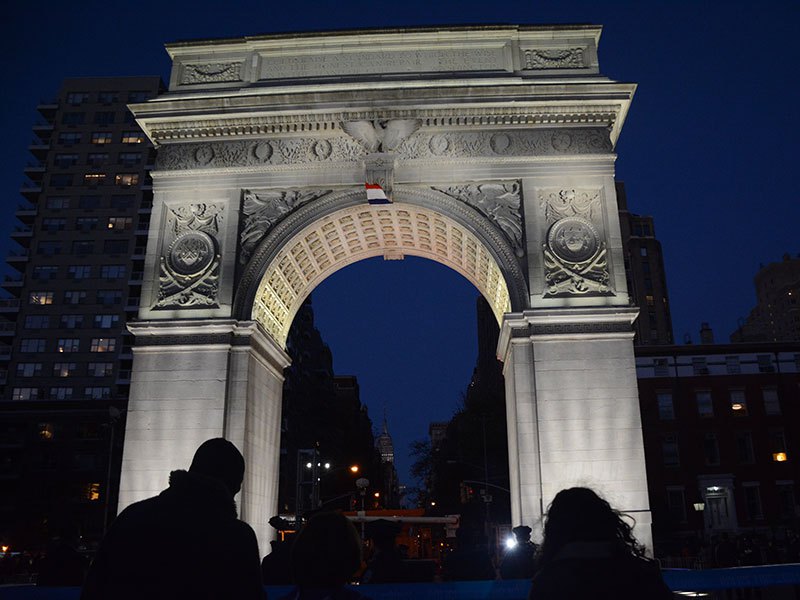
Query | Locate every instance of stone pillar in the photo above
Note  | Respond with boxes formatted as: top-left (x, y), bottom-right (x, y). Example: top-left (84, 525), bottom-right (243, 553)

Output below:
top-left (118, 319), bottom-right (290, 553)
top-left (499, 307), bottom-right (652, 549)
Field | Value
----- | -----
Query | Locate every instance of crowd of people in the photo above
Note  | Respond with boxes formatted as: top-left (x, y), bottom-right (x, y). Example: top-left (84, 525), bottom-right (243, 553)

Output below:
top-left (3, 438), bottom-right (797, 598)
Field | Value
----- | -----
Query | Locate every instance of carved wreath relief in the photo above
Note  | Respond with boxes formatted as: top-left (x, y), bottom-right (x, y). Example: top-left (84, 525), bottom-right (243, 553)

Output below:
top-left (180, 62), bottom-right (243, 84)
top-left (538, 189), bottom-right (611, 297)
top-left (434, 182), bottom-right (524, 258)
top-left (521, 48), bottom-right (586, 70)
top-left (155, 203), bottom-right (223, 309)
top-left (240, 189), bottom-right (333, 265)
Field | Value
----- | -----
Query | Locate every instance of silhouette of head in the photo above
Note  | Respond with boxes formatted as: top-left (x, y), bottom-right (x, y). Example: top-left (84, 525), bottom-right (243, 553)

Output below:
top-left (512, 525), bottom-right (532, 542)
top-left (539, 487), bottom-right (644, 567)
top-left (189, 438), bottom-right (245, 496)
top-left (290, 512), bottom-right (362, 587)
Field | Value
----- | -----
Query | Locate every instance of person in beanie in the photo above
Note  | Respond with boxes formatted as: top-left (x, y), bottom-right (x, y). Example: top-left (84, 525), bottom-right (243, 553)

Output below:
top-left (499, 525), bottom-right (537, 580)
top-left (81, 438), bottom-right (264, 600)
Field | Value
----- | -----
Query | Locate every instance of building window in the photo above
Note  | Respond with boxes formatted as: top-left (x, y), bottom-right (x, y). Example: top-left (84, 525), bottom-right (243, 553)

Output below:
top-left (654, 358), bottom-right (669, 377)
top-left (33, 266), bottom-right (59, 280)
top-left (692, 357), bottom-right (709, 375)
top-left (94, 111), bottom-right (116, 125)
top-left (24, 316), bottom-right (50, 329)
top-left (83, 173), bottom-right (106, 186)
top-left (742, 483), bottom-right (763, 521)
top-left (50, 174), bottom-right (73, 187)
top-left (58, 132), bottom-right (82, 145)
top-left (666, 487), bottom-right (686, 523)
top-left (64, 291), bottom-right (87, 305)
top-left (78, 195), bottom-right (101, 209)
top-left (107, 216), bottom-right (133, 230)
top-left (662, 435), bottom-right (680, 467)
top-left (776, 482), bottom-right (797, 519)
top-left (12, 387), bottom-right (39, 401)
top-left (114, 173), bottom-right (139, 187)
top-left (88, 362), bottom-right (114, 377)
top-left (98, 91), bottom-right (118, 104)
top-left (90, 338), bottom-right (116, 353)
top-left (53, 362), bottom-right (77, 377)
top-left (57, 338), bottom-right (81, 353)
top-left (16, 363), bottom-right (42, 377)
top-left (725, 355), bottom-right (741, 374)
top-left (66, 92), bottom-right (89, 105)
top-left (76, 217), bottom-right (99, 232)
top-left (729, 389), bottom-right (748, 415)
top-left (111, 195), bottom-right (134, 209)
top-left (103, 239), bottom-right (129, 254)
top-left (93, 314), bottom-right (119, 329)
top-left (60, 315), bottom-right (83, 329)
top-left (67, 265), bottom-right (92, 279)
top-left (763, 387), bottom-right (781, 415)
top-left (54, 153), bottom-right (79, 167)
top-left (38, 422), bottom-right (55, 440)
top-left (50, 387), bottom-right (74, 400)
top-left (100, 265), bottom-right (126, 279)
top-left (42, 218), bottom-right (67, 232)
top-left (46, 196), bottom-right (70, 209)
top-left (696, 391), bottom-right (713, 417)
top-left (757, 354), bottom-right (775, 373)
top-left (121, 131), bottom-right (145, 144)
top-left (91, 132), bottom-right (113, 145)
top-left (62, 112), bottom-right (85, 125)
top-left (37, 241), bottom-right (62, 256)
top-left (656, 392), bottom-right (674, 420)
top-left (736, 432), bottom-right (755, 464)
top-left (118, 152), bottom-right (142, 165)
top-left (28, 291), bottom-right (54, 305)
top-left (87, 152), bottom-right (108, 166)
top-left (704, 433), bottom-right (720, 466)
top-left (97, 291), bottom-right (122, 305)
top-left (85, 387), bottom-right (112, 399)
top-left (72, 241), bottom-right (94, 255)
top-left (20, 339), bottom-right (46, 353)
top-left (128, 91), bottom-right (150, 102)
top-left (770, 429), bottom-right (788, 462)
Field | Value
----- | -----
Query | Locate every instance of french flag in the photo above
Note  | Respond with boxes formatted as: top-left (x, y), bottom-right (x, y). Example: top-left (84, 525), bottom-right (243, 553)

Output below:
top-left (366, 183), bottom-right (391, 205)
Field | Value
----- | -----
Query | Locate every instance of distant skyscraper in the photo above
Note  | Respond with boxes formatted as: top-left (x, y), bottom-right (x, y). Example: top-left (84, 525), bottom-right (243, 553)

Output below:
top-left (0, 77), bottom-right (162, 547)
top-left (376, 412), bottom-right (395, 464)
top-left (731, 253), bottom-right (800, 343)
top-left (617, 182), bottom-right (674, 345)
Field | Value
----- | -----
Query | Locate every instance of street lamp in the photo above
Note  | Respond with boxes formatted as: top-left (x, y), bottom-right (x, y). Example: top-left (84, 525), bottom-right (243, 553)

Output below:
top-left (693, 501), bottom-right (706, 545)
top-left (356, 478), bottom-right (370, 540)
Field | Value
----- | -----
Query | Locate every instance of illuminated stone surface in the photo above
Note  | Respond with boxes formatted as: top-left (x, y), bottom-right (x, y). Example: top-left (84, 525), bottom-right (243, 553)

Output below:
top-left (121, 25), bottom-right (652, 552)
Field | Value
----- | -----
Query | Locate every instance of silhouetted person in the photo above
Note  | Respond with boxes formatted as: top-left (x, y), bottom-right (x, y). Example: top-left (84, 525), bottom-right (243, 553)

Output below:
top-left (361, 519), bottom-right (405, 584)
top-left (441, 525), bottom-right (495, 581)
top-left (499, 525), bottom-right (537, 580)
top-left (279, 511), bottom-right (370, 600)
top-left (262, 516), bottom-right (294, 586)
top-left (36, 519), bottom-right (88, 586)
top-left (715, 532), bottom-right (738, 568)
top-left (528, 487), bottom-right (671, 600)
top-left (81, 438), bottom-right (264, 600)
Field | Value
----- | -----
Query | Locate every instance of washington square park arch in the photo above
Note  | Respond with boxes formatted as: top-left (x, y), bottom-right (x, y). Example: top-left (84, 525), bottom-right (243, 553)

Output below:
top-left (119, 25), bottom-right (652, 551)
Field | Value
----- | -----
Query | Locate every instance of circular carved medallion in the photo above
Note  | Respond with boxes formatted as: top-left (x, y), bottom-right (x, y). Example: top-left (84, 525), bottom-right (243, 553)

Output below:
top-left (428, 135), bottom-right (450, 155)
top-left (167, 231), bottom-right (215, 276)
top-left (253, 141), bottom-right (273, 162)
top-left (551, 132), bottom-right (572, 151)
top-left (490, 133), bottom-right (512, 154)
top-left (547, 217), bottom-right (600, 263)
top-left (194, 146), bottom-right (215, 165)
top-left (313, 140), bottom-right (332, 160)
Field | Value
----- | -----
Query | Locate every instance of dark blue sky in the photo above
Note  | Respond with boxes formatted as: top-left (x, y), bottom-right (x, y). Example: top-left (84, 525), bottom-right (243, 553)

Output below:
top-left (3, 1), bottom-right (798, 485)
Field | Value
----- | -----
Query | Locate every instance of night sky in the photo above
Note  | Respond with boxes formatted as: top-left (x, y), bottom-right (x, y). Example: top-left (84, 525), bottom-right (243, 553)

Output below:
top-left (3, 1), bottom-right (798, 487)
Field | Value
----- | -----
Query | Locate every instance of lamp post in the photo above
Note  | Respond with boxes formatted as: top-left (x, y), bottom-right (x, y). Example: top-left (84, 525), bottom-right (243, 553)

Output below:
top-left (693, 501), bottom-right (706, 553)
top-left (356, 477), bottom-right (370, 540)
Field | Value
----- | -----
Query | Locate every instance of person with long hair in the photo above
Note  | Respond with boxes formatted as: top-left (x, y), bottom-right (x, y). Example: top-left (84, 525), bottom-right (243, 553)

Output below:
top-left (528, 487), bottom-right (671, 599)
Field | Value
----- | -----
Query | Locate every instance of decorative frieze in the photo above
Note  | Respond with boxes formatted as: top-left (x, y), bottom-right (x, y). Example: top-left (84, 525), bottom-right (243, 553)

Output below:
top-left (240, 189), bottom-right (333, 265)
top-left (180, 62), bottom-right (244, 84)
top-left (434, 182), bottom-right (524, 257)
top-left (538, 189), bottom-right (611, 297)
top-left (155, 203), bottom-right (224, 309)
top-left (341, 119), bottom-right (421, 153)
top-left (521, 48), bottom-right (586, 70)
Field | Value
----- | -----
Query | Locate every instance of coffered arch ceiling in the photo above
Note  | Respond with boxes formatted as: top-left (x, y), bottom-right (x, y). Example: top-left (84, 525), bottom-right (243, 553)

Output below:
top-left (237, 189), bottom-right (528, 347)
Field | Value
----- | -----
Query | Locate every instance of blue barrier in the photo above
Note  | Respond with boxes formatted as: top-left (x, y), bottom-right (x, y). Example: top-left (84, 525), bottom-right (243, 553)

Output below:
top-left (2, 565), bottom-right (799, 599)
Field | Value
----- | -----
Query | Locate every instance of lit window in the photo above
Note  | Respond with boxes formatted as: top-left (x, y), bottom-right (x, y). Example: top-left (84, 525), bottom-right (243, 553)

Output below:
top-left (696, 391), bottom-right (713, 417)
top-left (91, 132), bottom-right (113, 145)
top-left (57, 338), bottom-right (81, 353)
top-left (770, 429), bottom-right (788, 462)
top-left (38, 422), bottom-right (55, 440)
top-left (12, 387), bottom-right (39, 401)
top-left (114, 173), bottom-right (139, 187)
top-left (53, 362), bottom-right (77, 377)
top-left (729, 389), bottom-right (747, 415)
top-left (16, 363), bottom-right (42, 377)
top-left (28, 291), bottom-right (54, 305)
top-left (763, 388), bottom-right (781, 415)
top-left (656, 392), bottom-right (674, 420)
top-left (121, 131), bottom-right (144, 144)
top-left (90, 338), bottom-right (116, 353)
top-left (83, 173), bottom-right (106, 185)
top-left (107, 216), bottom-right (133, 230)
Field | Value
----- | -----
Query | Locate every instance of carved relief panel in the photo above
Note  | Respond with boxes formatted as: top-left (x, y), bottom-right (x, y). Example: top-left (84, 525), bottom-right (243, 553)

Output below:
top-left (155, 203), bottom-right (224, 309)
top-left (537, 188), bottom-right (612, 297)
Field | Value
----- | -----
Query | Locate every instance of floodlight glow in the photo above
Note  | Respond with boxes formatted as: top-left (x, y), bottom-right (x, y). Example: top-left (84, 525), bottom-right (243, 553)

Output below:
top-left (505, 537), bottom-right (517, 549)
top-left (773, 452), bottom-right (787, 462)
top-left (305, 462), bottom-right (312, 469)
top-left (350, 465), bottom-right (359, 473)
top-left (324, 462), bottom-right (331, 469)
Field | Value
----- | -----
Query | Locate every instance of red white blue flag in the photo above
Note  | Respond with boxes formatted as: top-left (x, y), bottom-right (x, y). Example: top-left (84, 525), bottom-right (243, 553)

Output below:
top-left (366, 183), bottom-right (391, 205)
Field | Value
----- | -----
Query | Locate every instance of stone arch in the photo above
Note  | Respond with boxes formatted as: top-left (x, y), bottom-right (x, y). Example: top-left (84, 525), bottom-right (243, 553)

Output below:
top-left (234, 186), bottom-right (529, 346)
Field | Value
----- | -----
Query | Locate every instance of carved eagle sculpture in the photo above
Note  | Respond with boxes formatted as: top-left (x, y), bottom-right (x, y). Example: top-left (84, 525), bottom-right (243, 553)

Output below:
top-left (341, 119), bottom-right (421, 153)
